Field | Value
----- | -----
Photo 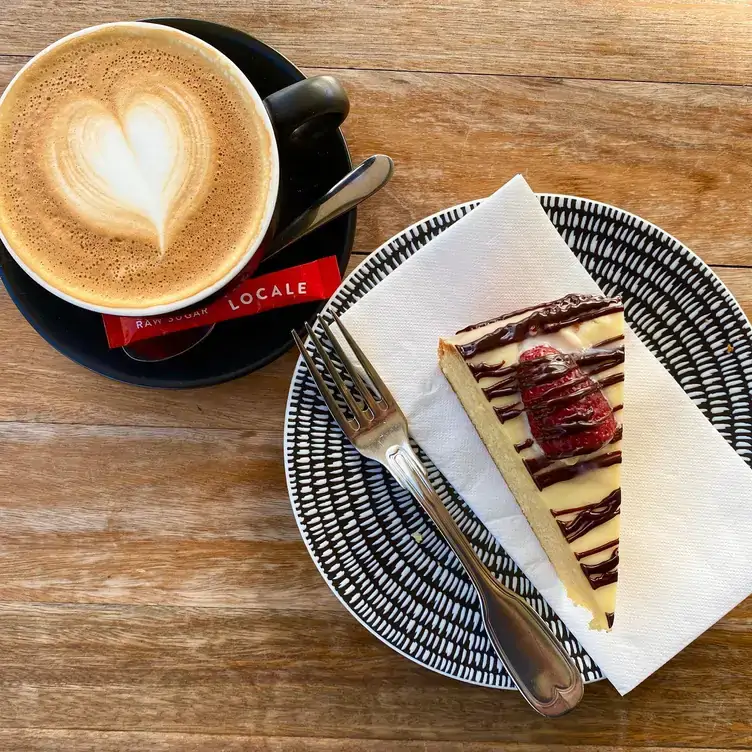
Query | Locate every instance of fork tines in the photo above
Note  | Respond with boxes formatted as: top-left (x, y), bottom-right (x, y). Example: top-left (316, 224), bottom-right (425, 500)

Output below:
top-left (292, 313), bottom-right (393, 433)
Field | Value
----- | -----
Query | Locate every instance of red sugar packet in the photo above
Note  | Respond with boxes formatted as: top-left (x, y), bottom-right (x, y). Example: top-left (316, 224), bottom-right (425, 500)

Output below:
top-left (103, 255), bottom-right (341, 349)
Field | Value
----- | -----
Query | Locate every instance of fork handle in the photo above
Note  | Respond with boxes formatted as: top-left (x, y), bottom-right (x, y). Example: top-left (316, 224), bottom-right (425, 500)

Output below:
top-left (384, 443), bottom-right (584, 717)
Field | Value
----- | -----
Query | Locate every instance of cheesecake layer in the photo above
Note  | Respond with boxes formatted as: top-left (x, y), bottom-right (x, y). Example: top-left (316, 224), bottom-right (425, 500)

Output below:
top-left (439, 294), bottom-right (624, 630)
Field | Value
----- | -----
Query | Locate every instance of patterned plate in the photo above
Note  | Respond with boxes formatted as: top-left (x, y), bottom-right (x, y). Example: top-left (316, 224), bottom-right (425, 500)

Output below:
top-left (284, 195), bottom-right (752, 690)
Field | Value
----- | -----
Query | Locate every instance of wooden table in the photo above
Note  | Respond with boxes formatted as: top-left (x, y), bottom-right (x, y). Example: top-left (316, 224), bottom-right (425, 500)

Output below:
top-left (1, 1), bottom-right (751, 749)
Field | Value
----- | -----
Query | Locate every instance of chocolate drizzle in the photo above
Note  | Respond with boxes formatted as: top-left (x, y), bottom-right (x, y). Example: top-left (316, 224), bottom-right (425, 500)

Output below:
top-left (468, 358), bottom-right (514, 381)
top-left (468, 361), bottom-right (514, 379)
top-left (457, 301), bottom-right (548, 333)
top-left (511, 346), bottom-right (623, 393)
top-left (468, 344), bottom-right (623, 462)
top-left (537, 411), bottom-right (612, 441)
top-left (580, 547), bottom-right (619, 589)
top-left (517, 353), bottom-right (577, 390)
top-left (469, 345), bottom-right (623, 386)
top-left (470, 331), bottom-right (625, 480)
top-left (576, 538), bottom-right (620, 590)
top-left (592, 334), bottom-right (624, 349)
top-left (514, 438), bottom-right (534, 453)
top-left (576, 346), bottom-right (625, 372)
top-left (606, 612), bottom-right (615, 628)
top-left (497, 391), bottom-right (617, 430)
top-left (474, 345), bottom-right (623, 438)
top-left (457, 294), bottom-right (623, 359)
top-left (523, 425), bottom-right (623, 482)
top-left (598, 372), bottom-right (625, 389)
top-left (483, 375), bottom-right (519, 400)
top-left (584, 360), bottom-right (623, 380)
top-left (535, 451), bottom-right (622, 490)
top-left (574, 538), bottom-right (619, 560)
top-left (528, 377), bottom-right (603, 412)
top-left (495, 403), bottom-right (523, 423)
top-left (523, 455), bottom-right (555, 476)
top-left (551, 489), bottom-right (621, 542)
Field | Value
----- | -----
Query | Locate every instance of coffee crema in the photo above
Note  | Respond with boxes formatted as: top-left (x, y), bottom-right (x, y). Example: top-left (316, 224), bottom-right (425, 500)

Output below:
top-left (0, 23), bottom-right (275, 311)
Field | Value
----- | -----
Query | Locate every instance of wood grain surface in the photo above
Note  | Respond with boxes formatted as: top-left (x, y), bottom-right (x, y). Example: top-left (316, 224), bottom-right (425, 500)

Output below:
top-left (1, 2), bottom-right (751, 750)
top-left (3, 0), bottom-right (752, 84)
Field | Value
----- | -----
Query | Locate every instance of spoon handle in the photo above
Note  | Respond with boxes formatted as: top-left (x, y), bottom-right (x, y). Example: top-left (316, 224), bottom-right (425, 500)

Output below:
top-left (260, 154), bottom-right (394, 266)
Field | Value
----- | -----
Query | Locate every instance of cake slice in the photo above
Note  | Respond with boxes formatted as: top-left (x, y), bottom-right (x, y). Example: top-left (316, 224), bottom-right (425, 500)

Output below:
top-left (438, 294), bottom-right (624, 630)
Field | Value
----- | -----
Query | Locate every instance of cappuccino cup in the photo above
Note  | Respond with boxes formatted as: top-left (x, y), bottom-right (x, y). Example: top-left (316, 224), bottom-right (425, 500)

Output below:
top-left (0, 21), bottom-right (349, 317)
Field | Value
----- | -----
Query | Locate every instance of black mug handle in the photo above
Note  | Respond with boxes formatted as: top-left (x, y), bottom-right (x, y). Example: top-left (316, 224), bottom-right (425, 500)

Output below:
top-left (264, 75), bottom-right (349, 143)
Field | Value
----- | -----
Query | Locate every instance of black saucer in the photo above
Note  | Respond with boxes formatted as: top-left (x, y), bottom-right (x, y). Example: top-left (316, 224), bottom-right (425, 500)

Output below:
top-left (0, 19), bottom-right (355, 388)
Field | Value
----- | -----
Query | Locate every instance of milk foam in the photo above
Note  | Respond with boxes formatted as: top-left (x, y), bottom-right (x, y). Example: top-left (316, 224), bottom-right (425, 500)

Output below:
top-left (0, 23), bottom-right (274, 310)
top-left (48, 86), bottom-right (212, 253)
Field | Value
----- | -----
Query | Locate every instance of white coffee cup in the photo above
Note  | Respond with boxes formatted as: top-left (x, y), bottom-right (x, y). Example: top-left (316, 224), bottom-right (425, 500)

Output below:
top-left (0, 21), bottom-right (349, 317)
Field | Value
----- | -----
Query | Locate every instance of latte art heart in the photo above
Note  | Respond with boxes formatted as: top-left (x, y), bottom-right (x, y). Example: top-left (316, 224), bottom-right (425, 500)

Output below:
top-left (47, 85), bottom-right (213, 253)
top-left (0, 23), bottom-right (274, 311)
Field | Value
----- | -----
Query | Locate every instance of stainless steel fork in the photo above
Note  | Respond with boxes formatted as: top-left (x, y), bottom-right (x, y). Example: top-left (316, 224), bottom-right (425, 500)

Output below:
top-left (292, 313), bottom-right (584, 717)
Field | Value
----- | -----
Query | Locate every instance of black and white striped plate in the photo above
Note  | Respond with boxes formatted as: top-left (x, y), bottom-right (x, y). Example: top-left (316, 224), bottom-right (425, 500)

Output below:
top-left (284, 195), bottom-right (752, 690)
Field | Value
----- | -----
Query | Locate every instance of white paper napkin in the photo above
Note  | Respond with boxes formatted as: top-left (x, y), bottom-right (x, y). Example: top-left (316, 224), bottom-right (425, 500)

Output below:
top-left (341, 174), bottom-right (752, 695)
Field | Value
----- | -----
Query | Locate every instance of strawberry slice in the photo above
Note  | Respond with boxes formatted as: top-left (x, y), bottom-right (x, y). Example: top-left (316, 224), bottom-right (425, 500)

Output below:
top-left (518, 345), bottom-right (616, 459)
